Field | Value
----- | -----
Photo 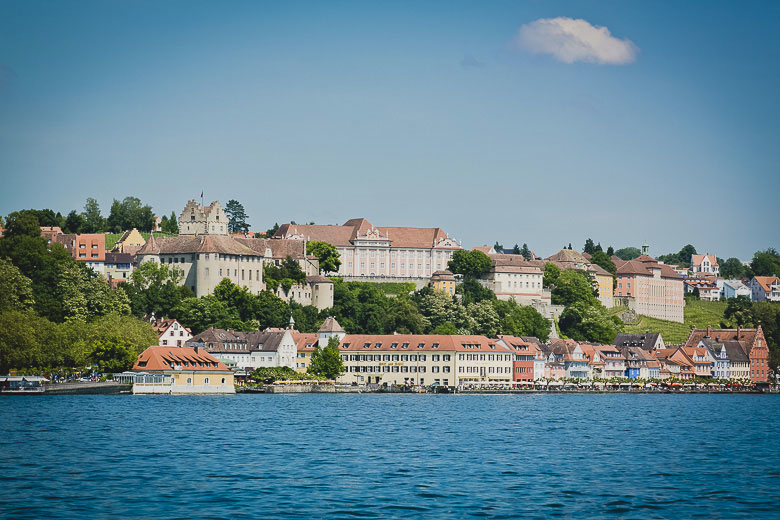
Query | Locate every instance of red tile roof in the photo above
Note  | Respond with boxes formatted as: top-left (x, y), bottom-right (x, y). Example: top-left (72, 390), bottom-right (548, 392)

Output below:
top-left (132, 346), bottom-right (230, 372)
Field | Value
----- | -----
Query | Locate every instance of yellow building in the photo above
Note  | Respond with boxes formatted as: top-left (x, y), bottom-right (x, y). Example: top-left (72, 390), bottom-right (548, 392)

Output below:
top-left (588, 264), bottom-right (614, 307)
top-left (112, 228), bottom-right (146, 254)
top-left (430, 270), bottom-right (457, 295)
top-left (132, 345), bottom-right (235, 394)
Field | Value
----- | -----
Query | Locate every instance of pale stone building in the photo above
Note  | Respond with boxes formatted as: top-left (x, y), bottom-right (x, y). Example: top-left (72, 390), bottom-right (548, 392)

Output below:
top-left (136, 200), bottom-right (334, 310)
top-left (272, 218), bottom-right (462, 279)
top-left (190, 327), bottom-right (298, 371)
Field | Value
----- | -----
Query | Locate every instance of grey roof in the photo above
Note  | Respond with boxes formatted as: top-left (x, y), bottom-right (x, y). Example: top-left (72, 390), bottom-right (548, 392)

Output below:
top-left (191, 327), bottom-right (287, 353)
top-left (722, 341), bottom-right (749, 362)
top-left (613, 333), bottom-right (661, 350)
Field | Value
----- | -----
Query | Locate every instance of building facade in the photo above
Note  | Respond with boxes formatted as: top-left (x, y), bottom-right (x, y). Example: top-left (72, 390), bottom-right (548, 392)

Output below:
top-left (614, 255), bottom-right (684, 322)
top-left (131, 345), bottom-right (234, 394)
top-left (272, 218), bottom-right (462, 279)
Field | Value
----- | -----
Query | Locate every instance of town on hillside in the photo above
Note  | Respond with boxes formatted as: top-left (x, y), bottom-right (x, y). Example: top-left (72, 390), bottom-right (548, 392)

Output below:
top-left (0, 198), bottom-right (778, 393)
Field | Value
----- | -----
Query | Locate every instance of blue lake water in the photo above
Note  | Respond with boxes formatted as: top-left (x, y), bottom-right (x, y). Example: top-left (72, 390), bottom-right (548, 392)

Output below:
top-left (1, 394), bottom-right (779, 519)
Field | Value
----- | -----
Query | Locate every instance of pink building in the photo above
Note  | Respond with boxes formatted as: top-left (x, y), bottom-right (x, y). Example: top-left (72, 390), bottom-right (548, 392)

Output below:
top-left (614, 255), bottom-right (684, 322)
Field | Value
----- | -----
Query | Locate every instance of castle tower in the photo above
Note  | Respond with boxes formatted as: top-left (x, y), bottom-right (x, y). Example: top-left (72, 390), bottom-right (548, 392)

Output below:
top-left (178, 200), bottom-right (228, 236)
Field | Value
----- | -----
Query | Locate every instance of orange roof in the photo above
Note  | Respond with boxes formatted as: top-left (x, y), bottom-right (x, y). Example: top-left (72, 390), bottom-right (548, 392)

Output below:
top-left (691, 254), bottom-right (718, 267)
top-left (274, 219), bottom-right (460, 249)
top-left (132, 346), bottom-right (231, 372)
top-left (752, 276), bottom-right (780, 292)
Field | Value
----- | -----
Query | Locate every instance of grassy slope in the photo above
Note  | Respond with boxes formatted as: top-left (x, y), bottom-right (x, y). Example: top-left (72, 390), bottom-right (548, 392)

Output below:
top-left (611, 300), bottom-right (728, 345)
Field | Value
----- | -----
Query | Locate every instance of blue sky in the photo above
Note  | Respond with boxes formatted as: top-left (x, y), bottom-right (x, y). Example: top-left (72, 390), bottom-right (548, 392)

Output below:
top-left (1, 0), bottom-right (778, 260)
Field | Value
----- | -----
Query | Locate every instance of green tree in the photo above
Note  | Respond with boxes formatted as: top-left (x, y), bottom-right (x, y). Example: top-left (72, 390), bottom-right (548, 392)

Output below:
top-left (512, 244), bottom-right (521, 255)
top-left (307, 241), bottom-right (341, 273)
top-left (614, 247), bottom-right (641, 260)
top-left (0, 258), bottom-right (35, 311)
top-left (382, 296), bottom-right (428, 334)
top-left (590, 251), bottom-right (617, 277)
top-left (107, 196), bottom-right (156, 232)
top-left (543, 262), bottom-right (561, 289)
top-left (723, 296), bottom-right (754, 326)
top-left (414, 288), bottom-right (473, 333)
top-left (583, 238), bottom-right (596, 255)
top-left (224, 199), bottom-right (250, 233)
top-left (606, 246), bottom-right (615, 256)
top-left (456, 277), bottom-right (495, 306)
top-left (172, 295), bottom-right (244, 333)
top-left (551, 269), bottom-right (598, 307)
top-left (750, 249), bottom-right (780, 277)
top-left (494, 241), bottom-right (504, 252)
top-left (494, 299), bottom-right (550, 342)
top-left (63, 210), bottom-right (85, 234)
top-left (0, 310), bottom-right (45, 372)
top-left (82, 198), bottom-right (105, 233)
top-left (265, 223), bottom-right (280, 237)
top-left (559, 302), bottom-right (623, 344)
top-left (720, 257), bottom-right (745, 279)
top-left (447, 250), bottom-right (492, 278)
top-left (123, 261), bottom-right (183, 318)
top-left (308, 336), bottom-right (345, 379)
top-left (431, 322), bottom-right (458, 335)
top-left (678, 244), bottom-right (697, 265)
top-left (264, 256), bottom-right (307, 293)
top-left (520, 243), bottom-right (532, 261)
top-left (88, 339), bottom-right (138, 373)
top-left (467, 300), bottom-right (500, 336)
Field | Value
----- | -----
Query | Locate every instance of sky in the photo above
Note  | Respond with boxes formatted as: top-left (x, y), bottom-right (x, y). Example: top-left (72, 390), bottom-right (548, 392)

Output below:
top-left (1, 0), bottom-right (778, 260)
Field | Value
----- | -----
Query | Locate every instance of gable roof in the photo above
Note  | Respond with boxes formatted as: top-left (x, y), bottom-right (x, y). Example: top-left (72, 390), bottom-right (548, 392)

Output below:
top-left (692, 254), bottom-right (718, 267)
top-left (132, 346), bottom-right (230, 372)
top-left (338, 334), bottom-right (512, 353)
top-left (752, 276), bottom-right (780, 292)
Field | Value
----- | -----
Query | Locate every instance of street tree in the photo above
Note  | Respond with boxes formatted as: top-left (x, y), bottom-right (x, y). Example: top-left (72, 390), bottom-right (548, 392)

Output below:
top-left (308, 336), bottom-right (345, 380)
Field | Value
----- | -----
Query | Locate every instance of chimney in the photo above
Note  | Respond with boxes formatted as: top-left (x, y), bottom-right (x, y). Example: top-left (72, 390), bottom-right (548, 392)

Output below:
top-left (706, 326), bottom-right (711, 337)
top-left (737, 326), bottom-right (741, 340)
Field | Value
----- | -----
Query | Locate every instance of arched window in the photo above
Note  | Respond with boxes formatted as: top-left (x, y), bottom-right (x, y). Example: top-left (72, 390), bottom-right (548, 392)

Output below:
top-left (187, 377), bottom-right (192, 384)
top-left (204, 377), bottom-right (209, 384)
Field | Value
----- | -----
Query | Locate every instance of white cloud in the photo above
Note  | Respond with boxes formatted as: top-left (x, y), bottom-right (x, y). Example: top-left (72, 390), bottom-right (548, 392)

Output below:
top-left (516, 17), bottom-right (638, 65)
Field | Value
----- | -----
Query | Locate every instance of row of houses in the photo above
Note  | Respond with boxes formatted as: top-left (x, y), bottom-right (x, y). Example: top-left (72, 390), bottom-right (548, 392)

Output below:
top-left (176, 317), bottom-right (771, 386)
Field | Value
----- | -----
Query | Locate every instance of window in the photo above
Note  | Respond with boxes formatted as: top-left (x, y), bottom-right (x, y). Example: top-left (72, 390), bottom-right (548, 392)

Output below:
top-left (204, 377), bottom-right (209, 384)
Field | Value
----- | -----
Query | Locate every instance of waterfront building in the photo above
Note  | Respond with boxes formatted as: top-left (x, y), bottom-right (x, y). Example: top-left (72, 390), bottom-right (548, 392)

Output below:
top-left (684, 327), bottom-right (770, 383)
top-left (548, 339), bottom-right (590, 379)
top-left (429, 270), bottom-right (457, 295)
top-left (334, 334), bottom-right (513, 387)
top-left (621, 346), bottom-right (654, 379)
top-left (272, 218), bottom-right (462, 279)
top-left (691, 254), bottom-right (719, 276)
top-left (593, 345), bottom-right (626, 378)
top-left (614, 255), bottom-right (684, 323)
top-left (698, 338), bottom-right (730, 379)
top-left (131, 345), bottom-right (234, 394)
top-left (496, 335), bottom-right (542, 382)
top-left (748, 276), bottom-right (780, 302)
top-left (152, 318), bottom-right (192, 347)
top-left (190, 327), bottom-right (298, 371)
top-left (680, 346), bottom-right (715, 378)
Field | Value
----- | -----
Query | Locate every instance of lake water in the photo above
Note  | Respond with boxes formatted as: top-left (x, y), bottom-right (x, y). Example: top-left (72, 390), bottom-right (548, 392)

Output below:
top-left (1, 394), bottom-right (779, 519)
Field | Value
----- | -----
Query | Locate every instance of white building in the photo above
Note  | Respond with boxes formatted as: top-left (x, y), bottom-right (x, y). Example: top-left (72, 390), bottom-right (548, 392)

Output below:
top-left (691, 254), bottom-right (719, 276)
top-left (722, 280), bottom-right (751, 300)
top-left (190, 327), bottom-right (298, 371)
top-left (273, 218), bottom-right (462, 279)
top-left (749, 276), bottom-right (780, 302)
